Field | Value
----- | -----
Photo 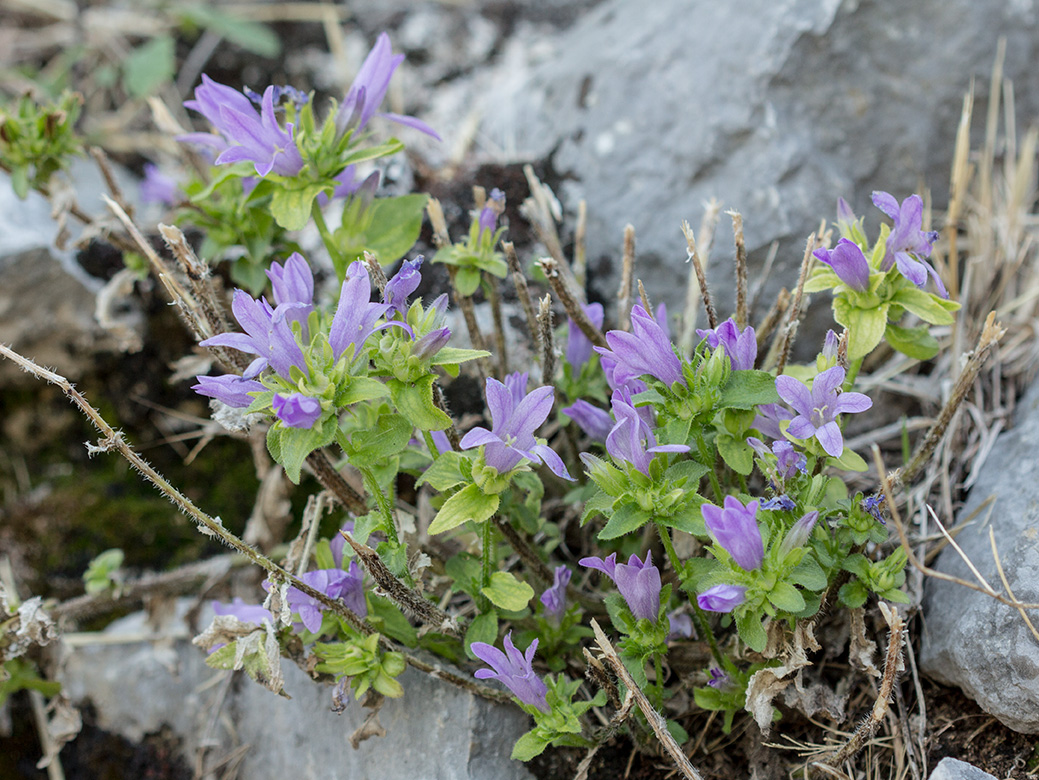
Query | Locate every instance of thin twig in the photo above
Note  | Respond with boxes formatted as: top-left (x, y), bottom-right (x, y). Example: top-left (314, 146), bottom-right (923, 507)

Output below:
top-left (775, 233), bottom-right (815, 375)
top-left (590, 620), bottom-right (704, 780)
top-left (503, 241), bottom-right (541, 355)
top-left (157, 223), bottom-right (234, 348)
top-left (362, 251), bottom-right (389, 296)
top-left (494, 517), bottom-right (555, 586)
top-left (679, 220), bottom-right (717, 354)
top-left (305, 450), bottom-right (368, 515)
top-left (573, 199), bottom-right (588, 290)
top-left (617, 224), bottom-right (636, 330)
top-left (486, 271), bottom-right (508, 379)
top-left (537, 295), bottom-right (556, 388)
top-left (728, 210), bottom-right (748, 330)
top-left (432, 382), bottom-right (462, 451)
top-left (538, 257), bottom-right (607, 348)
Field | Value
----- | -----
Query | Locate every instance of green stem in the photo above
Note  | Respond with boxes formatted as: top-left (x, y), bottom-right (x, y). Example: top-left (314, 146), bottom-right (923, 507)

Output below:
top-left (695, 432), bottom-right (723, 502)
top-left (311, 202), bottom-right (345, 275)
top-left (656, 521), bottom-right (681, 574)
top-left (691, 602), bottom-right (729, 670)
top-left (360, 467), bottom-right (399, 547)
top-left (844, 356), bottom-right (864, 388)
top-left (481, 520), bottom-right (497, 592)
top-left (422, 430), bottom-right (441, 460)
top-left (653, 653), bottom-right (666, 703)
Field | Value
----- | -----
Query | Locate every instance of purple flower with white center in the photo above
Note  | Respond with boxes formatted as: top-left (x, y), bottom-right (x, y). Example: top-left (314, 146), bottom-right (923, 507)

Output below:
top-left (478, 188), bottom-right (505, 237)
top-left (696, 317), bottom-right (757, 371)
top-left (471, 632), bottom-right (549, 713)
top-left (459, 375), bottom-right (573, 480)
top-left (752, 403), bottom-right (793, 440)
top-left (777, 510), bottom-right (819, 558)
top-left (872, 191), bottom-right (947, 298)
top-left (813, 238), bottom-right (871, 292)
top-left (579, 552), bottom-right (662, 623)
top-left (604, 389), bottom-right (689, 475)
top-left (566, 302), bottom-right (605, 369)
top-left (140, 163), bottom-right (180, 206)
top-left (272, 392), bottom-right (322, 429)
top-left (774, 366), bottom-right (872, 458)
top-left (540, 565), bottom-right (572, 623)
top-left (666, 610), bottom-right (694, 641)
top-left (562, 399), bottom-right (613, 442)
top-left (329, 261), bottom-right (392, 362)
top-left (182, 76), bottom-right (304, 177)
top-left (701, 496), bottom-right (764, 571)
top-left (596, 304), bottom-right (684, 388)
top-left (760, 495), bottom-right (796, 512)
top-left (384, 256), bottom-right (424, 315)
top-left (213, 598), bottom-right (272, 626)
top-left (697, 584), bottom-right (747, 613)
top-left (281, 564), bottom-right (367, 634)
top-left (336, 32), bottom-right (440, 141)
top-left (192, 374), bottom-right (265, 408)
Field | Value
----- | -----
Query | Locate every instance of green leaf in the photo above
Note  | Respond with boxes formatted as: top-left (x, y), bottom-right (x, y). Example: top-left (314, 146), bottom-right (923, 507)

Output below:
top-left (417, 450), bottom-right (468, 491)
top-left (428, 484), bottom-right (499, 535)
top-left (337, 376), bottom-right (389, 406)
top-left (271, 184), bottom-right (329, 231)
top-left (838, 581), bottom-right (869, 609)
top-left (885, 322), bottom-right (939, 360)
top-left (455, 267), bottom-right (481, 296)
top-left (481, 571), bottom-right (534, 611)
top-left (802, 267), bottom-right (840, 294)
top-left (598, 503), bottom-right (651, 540)
top-left (465, 611), bottom-right (498, 653)
top-left (178, 5), bottom-right (281, 57)
top-left (271, 417), bottom-right (337, 483)
top-left (831, 446), bottom-right (867, 472)
top-left (363, 194), bottom-right (429, 265)
top-left (664, 460), bottom-right (709, 486)
top-left (389, 376), bottom-right (451, 431)
top-left (343, 414), bottom-right (413, 469)
top-left (880, 589), bottom-right (911, 604)
top-left (716, 434), bottom-right (753, 475)
top-left (580, 490), bottom-right (615, 526)
top-left (834, 299), bottom-right (890, 360)
top-left (511, 731), bottom-right (551, 762)
top-left (735, 611), bottom-right (767, 653)
top-left (122, 36), bottom-right (175, 98)
top-left (890, 287), bottom-right (957, 325)
top-left (431, 347), bottom-right (491, 366)
top-left (789, 556), bottom-right (828, 591)
top-left (768, 582), bottom-right (806, 613)
top-left (719, 370), bottom-right (780, 409)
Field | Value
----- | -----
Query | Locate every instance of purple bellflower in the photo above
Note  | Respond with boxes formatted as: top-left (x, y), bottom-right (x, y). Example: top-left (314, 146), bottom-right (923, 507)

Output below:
top-left (579, 551), bottom-right (662, 623)
top-left (459, 373), bottom-right (573, 480)
top-left (280, 564), bottom-right (367, 634)
top-left (696, 317), bottom-right (757, 370)
top-left (140, 163), bottom-right (180, 206)
top-left (336, 32), bottom-right (440, 140)
top-left (213, 598), bottom-right (272, 626)
top-left (752, 403), bottom-right (793, 441)
top-left (540, 565), bottom-right (572, 623)
top-left (872, 191), bottom-right (947, 298)
top-left (384, 256), bottom-right (424, 315)
top-left (746, 437), bottom-right (806, 481)
top-left (272, 392), bottom-right (322, 429)
top-left (329, 261), bottom-right (392, 361)
top-left (182, 75), bottom-right (304, 177)
top-left (822, 329), bottom-right (839, 363)
top-left (566, 302), bottom-right (605, 369)
top-left (836, 197), bottom-right (857, 230)
top-left (471, 632), bottom-right (549, 712)
top-left (701, 496), bottom-right (764, 571)
top-left (478, 188), bottom-right (505, 238)
top-left (775, 365), bottom-right (872, 457)
top-left (562, 399), bottom-right (614, 442)
top-left (777, 510), bottom-right (819, 558)
top-left (192, 374), bottom-right (266, 409)
top-left (267, 252), bottom-right (315, 334)
top-left (604, 389), bottom-right (689, 475)
top-left (596, 304), bottom-right (684, 388)
top-left (707, 666), bottom-right (735, 691)
top-left (199, 288), bottom-right (307, 380)
top-left (697, 584), bottom-right (747, 613)
top-left (813, 238), bottom-right (870, 292)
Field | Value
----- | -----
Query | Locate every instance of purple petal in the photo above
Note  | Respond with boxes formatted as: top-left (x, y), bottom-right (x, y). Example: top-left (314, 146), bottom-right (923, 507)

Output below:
top-left (834, 391), bottom-right (872, 415)
top-left (775, 375), bottom-right (812, 416)
top-left (786, 416), bottom-right (817, 440)
top-left (815, 421), bottom-right (844, 457)
top-left (871, 190), bottom-right (900, 219)
top-left (530, 443), bottom-right (573, 481)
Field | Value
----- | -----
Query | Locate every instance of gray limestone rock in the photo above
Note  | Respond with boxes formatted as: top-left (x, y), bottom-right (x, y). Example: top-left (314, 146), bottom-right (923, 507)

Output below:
top-left (60, 604), bottom-right (535, 780)
top-left (420, 0), bottom-right (1039, 326)
top-left (919, 379), bottom-right (1039, 733)
top-left (928, 757), bottom-right (997, 780)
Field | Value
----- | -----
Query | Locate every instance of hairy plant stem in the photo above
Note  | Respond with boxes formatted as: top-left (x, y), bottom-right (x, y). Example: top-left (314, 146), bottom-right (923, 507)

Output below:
top-left (360, 466), bottom-right (400, 548)
top-left (305, 450), bottom-right (367, 515)
top-left (481, 520), bottom-right (496, 595)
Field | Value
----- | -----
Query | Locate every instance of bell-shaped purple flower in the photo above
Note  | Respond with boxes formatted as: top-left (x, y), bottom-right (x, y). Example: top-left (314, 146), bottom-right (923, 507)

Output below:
top-left (702, 496), bottom-right (764, 571)
top-left (696, 317), bottom-right (757, 370)
top-left (272, 392), bottom-right (322, 429)
top-left (604, 389), bottom-right (689, 475)
top-left (192, 374), bottom-right (265, 408)
top-left (384, 256), bottom-right (424, 315)
top-left (752, 403), bottom-right (793, 441)
top-left (478, 188), bottom-right (505, 237)
top-left (336, 33), bottom-right (440, 140)
top-left (596, 304), bottom-right (684, 388)
top-left (813, 238), bottom-right (871, 292)
top-left (872, 191), bottom-right (947, 298)
top-left (412, 326), bottom-right (451, 361)
top-left (775, 366), bottom-right (872, 457)
top-left (471, 632), bottom-right (549, 712)
top-left (267, 252), bottom-right (315, 335)
top-left (566, 302), bottom-right (605, 369)
top-left (697, 584), bottom-right (747, 613)
top-left (182, 76), bottom-right (304, 177)
top-left (329, 261), bottom-right (392, 362)
top-left (579, 551), bottom-right (662, 623)
top-left (280, 564), bottom-right (367, 634)
top-left (540, 565), bottom-right (572, 623)
top-left (459, 374), bottom-right (572, 480)
top-left (200, 289), bottom-right (307, 379)
top-left (562, 400), bottom-right (613, 443)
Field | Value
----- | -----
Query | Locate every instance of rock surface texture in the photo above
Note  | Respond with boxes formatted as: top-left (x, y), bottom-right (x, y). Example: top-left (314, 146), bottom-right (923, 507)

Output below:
top-left (413, 0), bottom-right (1039, 317)
top-left (60, 605), bottom-right (534, 780)
top-left (928, 757), bottom-right (998, 780)
top-left (920, 379), bottom-right (1039, 733)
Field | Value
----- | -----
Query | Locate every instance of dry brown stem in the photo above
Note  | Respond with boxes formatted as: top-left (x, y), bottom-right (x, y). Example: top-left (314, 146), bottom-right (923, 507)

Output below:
top-left (537, 294), bottom-right (556, 389)
top-left (680, 219), bottom-right (717, 353)
top-left (617, 224), bottom-right (636, 329)
top-left (538, 256), bottom-right (607, 348)
top-left (503, 240), bottom-right (541, 354)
